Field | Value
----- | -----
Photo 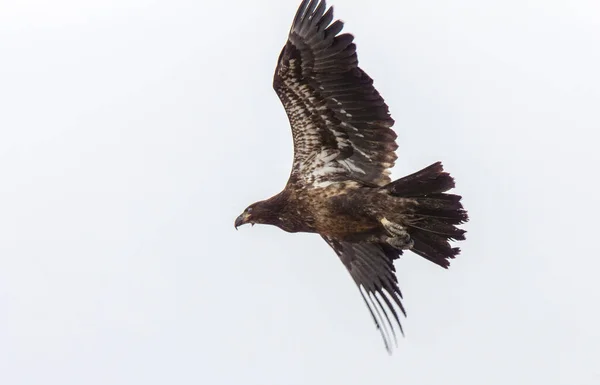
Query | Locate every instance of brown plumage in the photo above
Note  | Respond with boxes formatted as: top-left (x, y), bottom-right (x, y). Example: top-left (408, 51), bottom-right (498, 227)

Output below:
top-left (235, 0), bottom-right (468, 353)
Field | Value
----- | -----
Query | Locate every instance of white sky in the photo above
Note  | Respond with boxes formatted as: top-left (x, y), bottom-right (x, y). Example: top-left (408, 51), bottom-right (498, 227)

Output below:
top-left (1, 0), bottom-right (599, 384)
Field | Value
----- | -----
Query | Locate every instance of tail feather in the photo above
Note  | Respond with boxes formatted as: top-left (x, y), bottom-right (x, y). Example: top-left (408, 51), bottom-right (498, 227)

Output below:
top-left (411, 237), bottom-right (461, 268)
top-left (409, 221), bottom-right (466, 240)
top-left (386, 162), bottom-right (455, 197)
top-left (384, 162), bottom-right (468, 268)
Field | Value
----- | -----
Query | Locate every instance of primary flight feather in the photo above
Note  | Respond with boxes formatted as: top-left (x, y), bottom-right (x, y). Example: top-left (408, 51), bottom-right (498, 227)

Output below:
top-left (235, 0), bottom-right (468, 353)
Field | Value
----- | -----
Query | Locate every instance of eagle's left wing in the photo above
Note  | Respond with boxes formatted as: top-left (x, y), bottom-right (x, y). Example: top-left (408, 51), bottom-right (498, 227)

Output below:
top-left (274, 0), bottom-right (398, 188)
top-left (322, 236), bottom-right (406, 353)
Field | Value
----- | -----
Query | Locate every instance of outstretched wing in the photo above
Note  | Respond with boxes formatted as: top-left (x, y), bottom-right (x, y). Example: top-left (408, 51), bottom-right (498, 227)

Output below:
top-left (274, 0), bottom-right (397, 188)
top-left (322, 236), bottom-right (406, 353)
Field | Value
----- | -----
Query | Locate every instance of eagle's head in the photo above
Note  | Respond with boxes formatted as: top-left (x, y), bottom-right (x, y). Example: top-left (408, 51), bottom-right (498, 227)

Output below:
top-left (234, 202), bottom-right (261, 229)
top-left (234, 199), bottom-right (282, 228)
top-left (235, 194), bottom-right (298, 232)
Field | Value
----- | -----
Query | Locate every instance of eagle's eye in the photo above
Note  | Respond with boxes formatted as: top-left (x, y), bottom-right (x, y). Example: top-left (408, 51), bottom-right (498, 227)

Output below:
top-left (247, 207), bottom-right (253, 214)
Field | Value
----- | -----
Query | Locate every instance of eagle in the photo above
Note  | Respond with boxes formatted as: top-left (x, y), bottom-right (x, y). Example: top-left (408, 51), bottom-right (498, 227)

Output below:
top-left (235, 0), bottom-right (468, 352)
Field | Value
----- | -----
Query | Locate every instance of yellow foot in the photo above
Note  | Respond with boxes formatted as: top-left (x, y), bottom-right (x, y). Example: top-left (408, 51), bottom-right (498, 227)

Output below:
top-left (381, 217), bottom-right (413, 250)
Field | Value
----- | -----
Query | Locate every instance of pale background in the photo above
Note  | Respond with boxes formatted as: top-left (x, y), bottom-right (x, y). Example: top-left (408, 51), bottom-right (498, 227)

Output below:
top-left (1, 0), bottom-right (599, 384)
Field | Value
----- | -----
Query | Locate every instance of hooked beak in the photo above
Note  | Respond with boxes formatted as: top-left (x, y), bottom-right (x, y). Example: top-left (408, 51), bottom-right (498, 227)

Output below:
top-left (234, 212), bottom-right (252, 230)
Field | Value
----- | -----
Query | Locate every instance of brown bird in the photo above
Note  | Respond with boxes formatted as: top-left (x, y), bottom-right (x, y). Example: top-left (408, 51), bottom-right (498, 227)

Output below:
top-left (235, 0), bottom-right (468, 352)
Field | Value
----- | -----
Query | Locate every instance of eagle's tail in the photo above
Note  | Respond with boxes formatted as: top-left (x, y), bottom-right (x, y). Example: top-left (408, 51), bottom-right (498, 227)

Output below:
top-left (384, 162), bottom-right (468, 268)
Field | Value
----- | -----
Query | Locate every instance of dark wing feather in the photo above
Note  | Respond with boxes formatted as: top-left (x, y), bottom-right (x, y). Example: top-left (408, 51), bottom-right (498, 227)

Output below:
top-left (322, 236), bottom-right (406, 353)
top-left (274, 0), bottom-right (397, 187)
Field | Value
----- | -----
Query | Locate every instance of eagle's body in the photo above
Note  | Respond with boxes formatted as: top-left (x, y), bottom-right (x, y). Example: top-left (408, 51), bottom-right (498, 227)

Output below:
top-left (235, 0), bottom-right (468, 352)
top-left (267, 183), bottom-right (414, 242)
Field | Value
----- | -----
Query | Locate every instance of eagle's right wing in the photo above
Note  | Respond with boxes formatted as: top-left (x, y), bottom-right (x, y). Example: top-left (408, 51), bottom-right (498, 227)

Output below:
top-left (273, 0), bottom-right (398, 188)
top-left (322, 236), bottom-right (406, 353)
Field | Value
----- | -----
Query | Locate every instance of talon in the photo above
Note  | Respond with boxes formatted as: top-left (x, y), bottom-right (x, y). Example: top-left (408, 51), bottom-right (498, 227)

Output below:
top-left (381, 217), bottom-right (413, 249)
top-left (381, 217), bottom-right (408, 237)
top-left (387, 236), bottom-right (414, 250)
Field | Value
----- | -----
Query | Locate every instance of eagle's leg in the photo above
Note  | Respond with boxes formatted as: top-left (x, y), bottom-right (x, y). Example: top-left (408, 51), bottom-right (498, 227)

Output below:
top-left (381, 217), bottom-right (414, 250)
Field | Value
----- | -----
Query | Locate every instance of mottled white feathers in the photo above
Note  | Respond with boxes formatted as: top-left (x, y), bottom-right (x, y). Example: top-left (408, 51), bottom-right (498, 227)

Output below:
top-left (274, 0), bottom-right (398, 189)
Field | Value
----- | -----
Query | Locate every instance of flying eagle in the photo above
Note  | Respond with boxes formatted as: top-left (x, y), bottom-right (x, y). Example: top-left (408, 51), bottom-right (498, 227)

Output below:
top-left (235, 0), bottom-right (468, 352)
